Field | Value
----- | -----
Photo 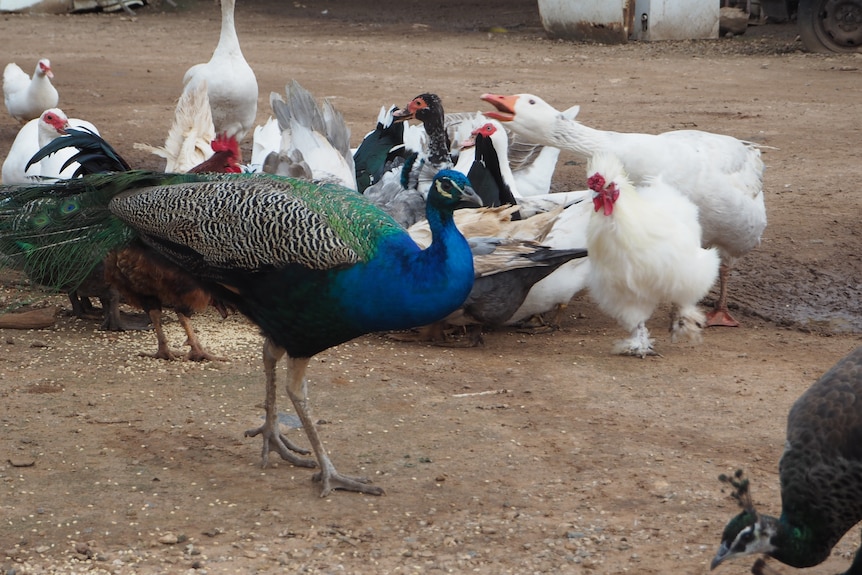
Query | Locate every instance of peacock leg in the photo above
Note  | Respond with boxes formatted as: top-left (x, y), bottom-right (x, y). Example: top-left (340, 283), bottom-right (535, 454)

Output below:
top-left (284, 355), bottom-right (384, 497)
top-left (244, 338), bottom-right (314, 468)
top-left (176, 312), bottom-right (225, 362)
top-left (142, 308), bottom-right (182, 360)
top-left (706, 261), bottom-right (740, 327)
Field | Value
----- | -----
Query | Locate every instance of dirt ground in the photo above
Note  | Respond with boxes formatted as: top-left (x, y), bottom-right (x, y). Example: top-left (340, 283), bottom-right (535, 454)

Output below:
top-left (1, 1), bottom-right (862, 574)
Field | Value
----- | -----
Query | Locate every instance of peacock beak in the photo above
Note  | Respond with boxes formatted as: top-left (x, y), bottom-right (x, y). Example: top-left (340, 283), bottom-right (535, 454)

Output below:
top-left (460, 184), bottom-right (483, 208)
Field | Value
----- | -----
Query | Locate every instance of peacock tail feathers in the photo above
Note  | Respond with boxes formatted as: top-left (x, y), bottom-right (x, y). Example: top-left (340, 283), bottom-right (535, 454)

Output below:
top-left (0, 170), bottom-right (409, 295)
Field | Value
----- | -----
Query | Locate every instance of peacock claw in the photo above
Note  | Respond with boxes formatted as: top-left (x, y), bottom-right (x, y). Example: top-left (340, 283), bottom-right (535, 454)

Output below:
top-left (312, 470), bottom-right (384, 497)
top-left (245, 425), bottom-right (316, 468)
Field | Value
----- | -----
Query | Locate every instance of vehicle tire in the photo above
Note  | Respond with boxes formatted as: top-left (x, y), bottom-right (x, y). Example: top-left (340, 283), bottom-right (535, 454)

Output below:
top-left (798, 0), bottom-right (862, 52)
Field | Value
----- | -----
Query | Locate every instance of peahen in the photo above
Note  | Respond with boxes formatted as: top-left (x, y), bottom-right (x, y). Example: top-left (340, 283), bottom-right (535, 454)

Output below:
top-left (712, 346), bottom-right (862, 574)
top-left (0, 168), bottom-right (481, 496)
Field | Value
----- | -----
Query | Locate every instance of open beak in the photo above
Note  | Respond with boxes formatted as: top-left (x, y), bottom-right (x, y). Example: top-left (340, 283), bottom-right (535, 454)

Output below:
top-left (480, 93), bottom-right (517, 122)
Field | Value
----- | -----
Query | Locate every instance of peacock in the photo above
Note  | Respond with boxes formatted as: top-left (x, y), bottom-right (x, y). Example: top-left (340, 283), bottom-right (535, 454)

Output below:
top-left (712, 346), bottom-right (862, 574)
top-left (0, 168), bottom-right (481, 496)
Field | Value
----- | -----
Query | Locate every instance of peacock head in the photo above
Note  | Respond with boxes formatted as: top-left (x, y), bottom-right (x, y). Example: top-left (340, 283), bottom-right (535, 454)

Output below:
top-left (426, 170), bottom-right (482, 212)
top-left (711, 470), bottom-right (778, 570)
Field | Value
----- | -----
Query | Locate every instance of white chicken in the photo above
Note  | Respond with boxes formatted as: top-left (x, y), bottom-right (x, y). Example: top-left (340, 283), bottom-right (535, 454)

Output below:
top-left (584, 153), bottom-right (719, 357)
top-left (481, 92), bottom-right (766, 328)
top-left (1, 108), bottom-right (98, 184)
top-left (134, 80), bottom-right (216, 173)
top-left (182, 0), bottom-right (258, 141)
top-left (3, 59), bottom-right (59, 123)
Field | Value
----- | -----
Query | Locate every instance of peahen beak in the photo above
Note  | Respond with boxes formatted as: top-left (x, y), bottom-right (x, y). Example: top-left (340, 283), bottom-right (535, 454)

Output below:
top-left (710, 542), bottom-right (731, 570)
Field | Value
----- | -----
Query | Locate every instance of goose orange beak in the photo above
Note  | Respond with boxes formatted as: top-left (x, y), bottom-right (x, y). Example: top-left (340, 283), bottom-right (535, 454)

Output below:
top-left (480, 93), bottom-right (518, 122)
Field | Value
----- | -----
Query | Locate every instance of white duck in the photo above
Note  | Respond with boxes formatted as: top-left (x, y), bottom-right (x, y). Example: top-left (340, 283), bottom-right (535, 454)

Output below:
top-left (182, 0), bottom-right (258, 141)
top-left (1, 108), bottom-right (98, 184)
top-left (260, 80), bottom-right (355, 188)
top-left (134, 80), bottom-right (216, 173)
top-left (482, 92), bottom-right (766, 328)
top-left (3, 59), bottom-right (59, 123)
top-left (585, 153), bottom-right (720, 357)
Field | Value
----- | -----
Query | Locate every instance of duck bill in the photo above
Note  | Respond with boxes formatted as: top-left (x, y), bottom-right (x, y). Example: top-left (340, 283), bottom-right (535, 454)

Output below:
top-left (480, 93), bottom-right (517, 122)
top-left (391, 107), bottom-right (414, 122)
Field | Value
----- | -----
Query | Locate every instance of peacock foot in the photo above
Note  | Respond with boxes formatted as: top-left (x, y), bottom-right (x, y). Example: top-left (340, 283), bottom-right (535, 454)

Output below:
top-left (244, 425), bottom-right (316, 469)
top-left (312, 469), bottom-right (384, 497)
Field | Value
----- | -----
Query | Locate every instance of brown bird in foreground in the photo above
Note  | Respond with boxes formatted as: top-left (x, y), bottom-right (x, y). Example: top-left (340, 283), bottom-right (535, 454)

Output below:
top-left (26, 127), bottom-right (240, 360)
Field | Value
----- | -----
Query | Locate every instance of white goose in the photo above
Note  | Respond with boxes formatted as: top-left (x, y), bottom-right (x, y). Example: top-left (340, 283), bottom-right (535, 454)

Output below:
top-left (482, 92), bottom-right (766, 327)
top-left (3, 59), bottom-right (59, 123)
top-left (182, 0), bottom-right (258, 141)
top-left (1, 108), bottom-right (98, 184)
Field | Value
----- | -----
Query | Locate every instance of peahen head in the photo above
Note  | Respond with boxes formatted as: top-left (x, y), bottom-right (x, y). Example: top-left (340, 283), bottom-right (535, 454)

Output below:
top-left (425, 170), bottom-right (481, 214)
top-left (712, 511), bottom-right (779, 570)
top-left (711, 469), bottom-right (779, 570)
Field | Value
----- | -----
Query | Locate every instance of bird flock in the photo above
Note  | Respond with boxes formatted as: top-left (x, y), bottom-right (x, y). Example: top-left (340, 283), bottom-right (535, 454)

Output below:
top-left (4, 3), bottom-right (860, 574)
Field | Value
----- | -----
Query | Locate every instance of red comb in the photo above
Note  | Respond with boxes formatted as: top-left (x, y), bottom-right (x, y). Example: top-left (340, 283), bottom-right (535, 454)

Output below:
top-left (212, 133), bottom-right (239, 155)
top-left (587, 173), bottom-right (606, 192)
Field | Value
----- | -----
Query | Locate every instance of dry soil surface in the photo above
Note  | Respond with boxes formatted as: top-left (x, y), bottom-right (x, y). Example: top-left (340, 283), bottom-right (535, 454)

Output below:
top-left (1, 1), bottom-right (862, 574)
